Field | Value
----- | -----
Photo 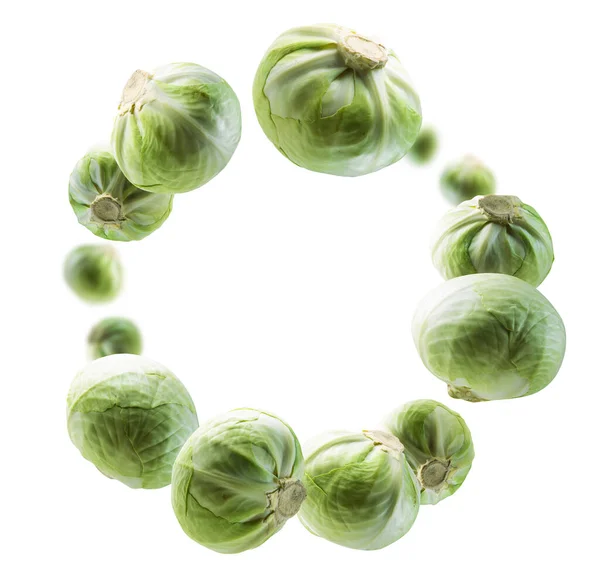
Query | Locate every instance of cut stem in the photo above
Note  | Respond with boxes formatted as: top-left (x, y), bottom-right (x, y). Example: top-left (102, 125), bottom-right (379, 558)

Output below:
top-left (91, 194), bottom-right (122, 223)
top-left (119, 69), bottom-right (152, 113)
top-left (478, 195), bottom-right (522, 224)
top-left (448, 384), bottom-right (486, 403)
top-left (364, 429), bottom-right (404, 458)
top-left (418, 459), bottom-right (450, 490)
top-left (270, 478), bottom-right (306, 523)
top-left (338, 31), bottom-right (388, 72)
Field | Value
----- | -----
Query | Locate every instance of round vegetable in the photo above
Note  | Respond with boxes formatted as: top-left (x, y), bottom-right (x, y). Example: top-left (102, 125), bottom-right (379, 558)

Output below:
top-left (64, 244), bottom-right (122, 303)
top-left (67, 354), bottom-right (198, 489)
top-left (413, 274), bottom-right (566, 402)
top-left (253, 24), bottom-right (422, 177)
top-left (432, 195), bottom-right (554, 286)
top-left (440, 155), bottom-right (496, 205)
top-left (112, 63), bottom-right (242, 194)
top-left (171, 409), bottom-right (305, 554)
top-left (69, 150), bottom-right (173, 241)
top-left (407, 126), bottom-right (438, 164)
top-left (88, 317), bottom-right (142, 359)
top-left (384, 400), bottom-right (474, 504)
top-left (298, 430), bottom-right (420, 550)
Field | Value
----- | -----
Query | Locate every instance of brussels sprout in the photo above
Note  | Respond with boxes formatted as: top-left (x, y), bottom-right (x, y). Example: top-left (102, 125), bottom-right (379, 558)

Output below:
top-left (253, 24), bottom-right (422, 177)
top-left (171, 409), bottom-right (305, 554)
top-left (407, 126), bottom-right (438, 164)
top-left (67, 354), bottom-right (198, 489)
top-left (298, 430), bottom-right (420, 550)
top-left (413, 274), bottom-right (566, 402)
top-left (440, 155), bottom-right (496, 205)
top-left (69, 150), bottom-right (173, 242)
top-left (384, 400), bottom-right (474, 505)
top-left (87, 317), bottom-right (142, 359)
top-left (112, 63), bottom-right (241, 194)
top-left (64, 244), bottom-right (122, 303)
top-left (432, 195), bottom-right (554, 286)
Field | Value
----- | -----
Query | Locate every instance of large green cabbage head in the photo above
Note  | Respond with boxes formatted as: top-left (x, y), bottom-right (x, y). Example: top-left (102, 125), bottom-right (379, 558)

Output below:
top-left (171, 409), bottom-right (305, 554)
top-left (67, 354), bottom-right (199, 488)
top-left (413, 274), bottom-right (566, 402)
top-left (253, 24), bottom-right (422, 176)
top-left (384, 400), bottom-right (474, 505)
top-left (298, 430), bottom-right (420, 550)
top-left (112, 63), bottom-right (241, 194)
top-left (432, 195), bottom-right (554, 286)
top-left (69, 150), bottom-right (173, 241)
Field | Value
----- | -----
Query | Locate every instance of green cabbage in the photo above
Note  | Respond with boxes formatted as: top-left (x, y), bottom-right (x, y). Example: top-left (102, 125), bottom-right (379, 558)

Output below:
top-left (63, 244), bottom-right (122, 303)
top-left (432, 195), bottom-right (554, 286)
top-left (253, 24), bottom-right (421, 176)
top-left (69, 150), bottom-right (173, 241)
top-left (112, 63), bottom-right (241, 194)
top-left (171, 409), bottom-right (305, 554)
top-left (87, 317), bottom-right (142, 359)
top-left (298, 430), bottom-right (419, 550)
top-left (67, 354), bottom-right (198, 488)
top-left (440, 155), bottom-right (496, 205)
top-left (413, 274), bottom-right (566, 401)
top-left (384, 400), bottom-right (474, 504)
top-left (407, 126), bottom-right (438, 164)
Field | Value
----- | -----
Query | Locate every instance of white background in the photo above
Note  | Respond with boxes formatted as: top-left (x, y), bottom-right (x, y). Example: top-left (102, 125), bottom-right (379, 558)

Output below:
top-left (2, 1), bottom-right (598, 581)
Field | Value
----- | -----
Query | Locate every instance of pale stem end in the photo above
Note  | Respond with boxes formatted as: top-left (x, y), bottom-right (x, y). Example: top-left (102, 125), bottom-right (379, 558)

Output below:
top-left (418, 459), bottom-right (451, 490)
top-left (91, 194), bottom-right (122, 223)
top-left (448, 384), bottom-right (486, 403)
top-left (119, 69), bottom-right (151, 113)
top-left (363, 429), bottom-right (404, 457)
top-left (478, 195), bottom-right (522, 224)
top-left (271, 478), bottom-right (307, 522)
top-left (338, 32), bottom-right (388, 72)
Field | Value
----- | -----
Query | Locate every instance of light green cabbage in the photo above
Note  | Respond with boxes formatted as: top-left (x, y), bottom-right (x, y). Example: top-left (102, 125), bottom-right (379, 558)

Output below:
top-left (64, 244), bottom-right (122, 303)
top-left (253, 24), bottom-right (422, 176)
top-left (440, 155), bottom-right (496, 205)
top-left (298, 430), bottom-right (420, 550)
top-left (87, 317), bottom-right (142, 359)
top-left (432, 195), bottom-right (554, 286)
top-left (171, 409), bottom-right (305, 554)
top-left (407, 126), bottom-right (438, 164)
top-left (112, 63), bottom-right (241, 194)
top-left (67, 354), bottom-right (198, 489)
top-left (384, 400), bottom-right (474, 504)
top-left (69, 150), bottom-right (173, 241)
top-left (413, 274), bottom-right (566, 401)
